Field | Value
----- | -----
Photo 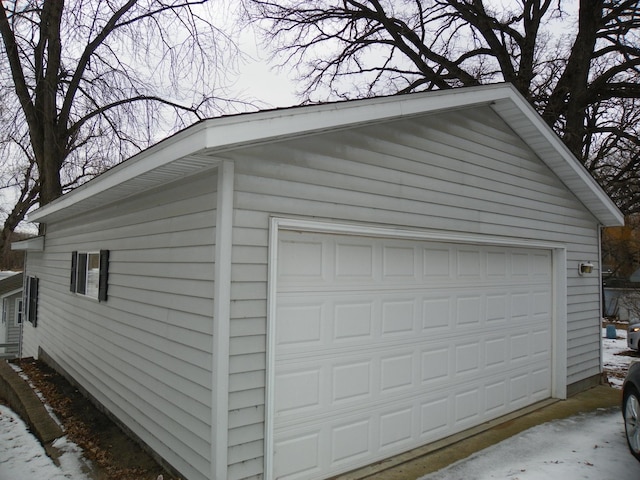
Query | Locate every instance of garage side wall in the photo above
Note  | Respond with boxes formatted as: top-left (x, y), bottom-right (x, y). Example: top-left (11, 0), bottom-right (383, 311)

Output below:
top-left (223, 106), bottom-right (602, 480)
top-left (21, 172), bottom-right (218, 480)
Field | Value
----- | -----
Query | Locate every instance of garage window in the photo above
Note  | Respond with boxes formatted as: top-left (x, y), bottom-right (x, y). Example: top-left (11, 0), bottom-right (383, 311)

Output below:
top-left (71, 250), bottom-right (109, 301)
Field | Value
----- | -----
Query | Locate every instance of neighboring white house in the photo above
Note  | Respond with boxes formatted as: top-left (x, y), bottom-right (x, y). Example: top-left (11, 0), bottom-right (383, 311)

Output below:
top-left (0, 272), bottom-right (23, 359)
top-left (14, 84), bottom-right (624, 480)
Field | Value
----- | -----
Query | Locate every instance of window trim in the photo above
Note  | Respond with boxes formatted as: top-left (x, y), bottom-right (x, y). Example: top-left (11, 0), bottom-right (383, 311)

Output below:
top-left (2, 297), bottom-right (7, 325)
top-left (15, 297), bottom-right (23, 326)
top-left (71, 250), bottom-right (109, 302)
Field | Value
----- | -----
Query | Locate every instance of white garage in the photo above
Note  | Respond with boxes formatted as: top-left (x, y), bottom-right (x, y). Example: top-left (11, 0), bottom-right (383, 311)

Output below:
top-left (21, 84), bottom-right (624, 480)
top-left (269, 225), bottom-right (556, 480)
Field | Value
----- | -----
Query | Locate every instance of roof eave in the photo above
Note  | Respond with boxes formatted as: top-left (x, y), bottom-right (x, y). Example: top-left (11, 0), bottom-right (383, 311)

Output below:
top-left (27, 84), bottom-right (516, 223)
top-left (28, 83), bottom-right (623, 227)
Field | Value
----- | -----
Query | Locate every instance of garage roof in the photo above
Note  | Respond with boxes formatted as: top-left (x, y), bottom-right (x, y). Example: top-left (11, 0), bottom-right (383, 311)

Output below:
top-left (28, 83), bottom-right (623, 226)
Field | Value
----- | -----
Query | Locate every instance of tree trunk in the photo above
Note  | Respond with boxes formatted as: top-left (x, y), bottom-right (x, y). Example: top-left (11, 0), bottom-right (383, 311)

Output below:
top-left (37, 147), bottom-right (64, 205)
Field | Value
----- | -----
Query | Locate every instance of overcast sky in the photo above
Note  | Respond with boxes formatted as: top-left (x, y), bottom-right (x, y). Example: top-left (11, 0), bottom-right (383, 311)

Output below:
top-left (220, 3), bottom-right (299, 111)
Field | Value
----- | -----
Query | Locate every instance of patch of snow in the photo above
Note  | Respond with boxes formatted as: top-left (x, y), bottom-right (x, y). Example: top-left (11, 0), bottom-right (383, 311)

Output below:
top-left (0, 404), bottom-right (90, 480)
top-left (53, 436), bottom-right (94, 478)
top-left (420, 409), bottom-right (639, 479)
top-left (602, 327), bottom-right (637, 389)
top-left (419, 327), bottom-right (640, 479)
top-left (9, 361), bottom-right (65, 430)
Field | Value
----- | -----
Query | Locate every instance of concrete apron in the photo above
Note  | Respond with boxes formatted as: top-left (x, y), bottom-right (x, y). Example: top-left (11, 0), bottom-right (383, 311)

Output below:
top-left (335, 385), bottom-right (621, 480)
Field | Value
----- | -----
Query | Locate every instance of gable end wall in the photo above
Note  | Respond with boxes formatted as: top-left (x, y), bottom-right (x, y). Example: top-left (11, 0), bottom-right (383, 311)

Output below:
top-left (224, 106), bottom-right (602, 480)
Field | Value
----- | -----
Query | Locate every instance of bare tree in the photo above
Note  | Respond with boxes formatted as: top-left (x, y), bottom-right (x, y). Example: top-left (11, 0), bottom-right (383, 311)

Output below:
top-left (0, 0), bottom-right (242, 264)
top-left (249, 0), bottom-right (640, 213)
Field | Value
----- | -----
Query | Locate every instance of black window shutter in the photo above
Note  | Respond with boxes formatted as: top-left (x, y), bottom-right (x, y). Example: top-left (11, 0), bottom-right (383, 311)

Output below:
top-left (28, 276), bottom-right (38, 326)
top-left (98, 250), bottom-right (109, 302)
top-left (70, 251), bottom-right (78, 292)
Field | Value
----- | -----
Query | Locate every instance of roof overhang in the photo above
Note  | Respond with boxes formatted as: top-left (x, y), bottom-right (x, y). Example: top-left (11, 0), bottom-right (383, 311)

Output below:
top-left (12, 236), bottom-right (44, 252)
top-left (28, 83), bottom-right (623, 226)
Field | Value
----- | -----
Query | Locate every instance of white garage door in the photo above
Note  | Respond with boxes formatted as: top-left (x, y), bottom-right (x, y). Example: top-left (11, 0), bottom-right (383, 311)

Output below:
top-left (271, 230), bottom-right (552, 480)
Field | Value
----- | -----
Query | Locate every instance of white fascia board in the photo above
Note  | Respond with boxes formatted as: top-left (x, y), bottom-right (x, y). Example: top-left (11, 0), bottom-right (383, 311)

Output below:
top-left (29, 123), bottom-right (212, 222)
top-left (201, 83), bottom-right (511, 145)
top-left (502, 91), bottom-right (624, 227)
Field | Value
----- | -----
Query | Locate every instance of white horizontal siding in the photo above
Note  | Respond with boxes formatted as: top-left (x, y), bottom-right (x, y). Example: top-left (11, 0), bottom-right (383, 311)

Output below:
top-left (23, 104), bottom-right (605, 480)
top-left (3, 291), bottom-right (22, 354)
top-left (22, 172), bottom-right (218, 480)
top-left (222, 106), bottom-right (602, 479)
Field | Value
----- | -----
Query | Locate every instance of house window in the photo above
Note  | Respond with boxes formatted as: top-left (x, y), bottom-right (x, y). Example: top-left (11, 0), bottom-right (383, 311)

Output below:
top-left (25, 276), bottom-right (39, 326)
top-left (15, 298), bottom-right (23, 325)
top-left (71, 250), bottom-right (109, 301)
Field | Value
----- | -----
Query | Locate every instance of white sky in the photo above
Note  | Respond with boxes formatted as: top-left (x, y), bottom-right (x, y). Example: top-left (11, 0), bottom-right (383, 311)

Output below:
top-left (219, 2), bottom-right (299, 111)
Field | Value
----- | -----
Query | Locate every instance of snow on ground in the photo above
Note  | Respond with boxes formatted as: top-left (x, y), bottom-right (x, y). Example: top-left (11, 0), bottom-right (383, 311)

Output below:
top-left (0, 327), bottom-right (638, 479)
top-left (419, 327), bottom-right (640, 479)
top-left (0, 404), bottom-right (91, 480)
top-left (420, 409), bottom-right (637, 480)
top-left (603, 326), bottom-right (637, 388)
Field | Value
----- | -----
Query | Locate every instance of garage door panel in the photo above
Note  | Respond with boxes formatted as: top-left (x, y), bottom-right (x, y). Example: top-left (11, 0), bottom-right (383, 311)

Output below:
top-left (274, 366), bottom-right (551, 478)
top-left (275, 331), bottom-right (550, 390)
top-left (422, 247), bottom-right (454, 279)
top-left (273, 232), bottom-right (553, 480)
top-left (334, 301), bottom-right (374, 341)
top-left (454, 341), bottom-right (480, 374)
top-left (380, 352), bottom-right (415, 393)
top-left (510, 372), bottom-right (531, 405)
top-left (485, 337), bottom-right (507, 368)
top-left (532, 328), bottom-right (551, 357)
top-left (275, 367), bottom-right (322, 415)
top-left (423, 296), bottom-right (452, 329)
top-left (332, 360), bottom-right (372, 404)
top-left (532, 366), bottom-right (552, 397)
top-left (454, 388), bottom-right (481, 424)
top-left (420, 395), bottom-right (450, 438)
top-left (383, 246), bottom-right (417, 278)
top-left (455, 295), bottom-right (483, 325)
top-left (485, 379), bottom-right (508, 414)
top-left (278, 236), bottom-right (551, 288)
top-left (330, 419), bottom-right (371, 465)
top-left (277, 289), bottom-right (550, 355)
top-left (275, 430), bottom-right (322, 480)
top-left (335, 243), bottom-right (375, 278)
top-left (381, 298), bottom-right (417, 335)
top-left (276, 302), bottom-right (323, 346)
top-left (379, 407), bottom-right (414, 449)
top-left (275, 355), bottom-right (550, 426)
top-left (279, 239), bottom-right (325, 281)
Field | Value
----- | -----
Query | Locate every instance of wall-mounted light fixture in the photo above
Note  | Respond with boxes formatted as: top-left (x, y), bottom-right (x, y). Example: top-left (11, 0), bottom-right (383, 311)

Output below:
top-left (578, 261), bottom-right (594, 276)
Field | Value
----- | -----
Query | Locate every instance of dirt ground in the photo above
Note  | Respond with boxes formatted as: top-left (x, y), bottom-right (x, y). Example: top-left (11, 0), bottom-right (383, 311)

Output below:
top-left (10, 357), bottom-right (180, 480)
